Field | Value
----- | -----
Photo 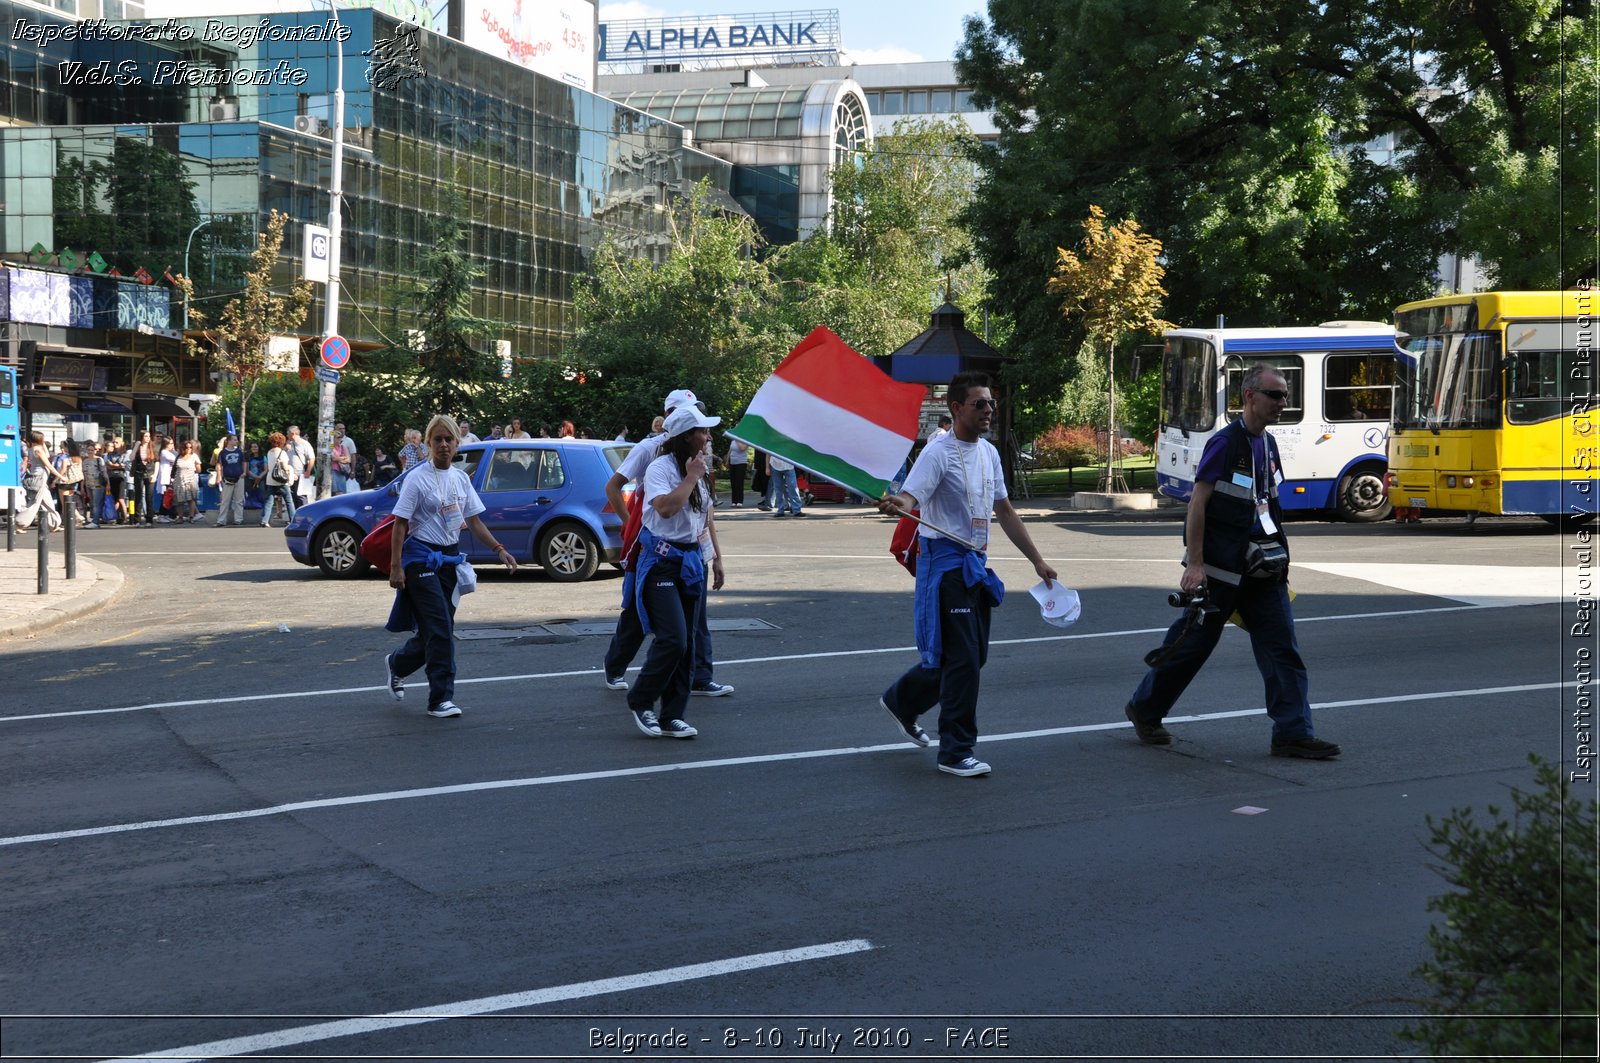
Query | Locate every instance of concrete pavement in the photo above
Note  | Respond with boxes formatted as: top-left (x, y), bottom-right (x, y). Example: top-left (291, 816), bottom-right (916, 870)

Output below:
top-left (0, 525), bottom-right (124, 640)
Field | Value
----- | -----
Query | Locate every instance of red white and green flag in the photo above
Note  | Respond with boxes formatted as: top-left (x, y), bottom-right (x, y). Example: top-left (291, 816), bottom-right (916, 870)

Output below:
top-left (728, 326), bottom-right (925, 499)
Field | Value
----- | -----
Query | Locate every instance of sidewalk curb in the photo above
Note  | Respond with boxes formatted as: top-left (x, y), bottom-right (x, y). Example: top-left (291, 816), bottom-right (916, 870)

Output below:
top-left (0, 556), bottom-right (126, 641)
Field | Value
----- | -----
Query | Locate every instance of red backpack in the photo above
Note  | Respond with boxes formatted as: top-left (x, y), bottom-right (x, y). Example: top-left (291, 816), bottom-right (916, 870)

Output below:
top-left (889, 510), bottom-right (921, 576)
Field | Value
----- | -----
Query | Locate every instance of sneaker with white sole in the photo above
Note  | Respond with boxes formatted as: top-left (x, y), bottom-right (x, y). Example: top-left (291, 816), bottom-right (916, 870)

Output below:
top-left (880, 696), bottom-right (932, 747)
top-left (690, 681), bottom-right (734, 697)
top-left (938, 756), bottom-right (991, 777)
top-left (427, 701), bottom-right (462, 719)
top-left (604, 674), bottom-right (629, 691)
top-left (633, 708), bottom-right (662, 737)
top-left (659, 719), bottom-right (699, 739)
top-left (384, 653), bottom-right (405, 701)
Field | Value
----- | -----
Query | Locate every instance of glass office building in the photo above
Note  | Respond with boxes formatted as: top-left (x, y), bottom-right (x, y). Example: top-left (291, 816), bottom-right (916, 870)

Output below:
top-left (0, 4), bottom-right (733, 360)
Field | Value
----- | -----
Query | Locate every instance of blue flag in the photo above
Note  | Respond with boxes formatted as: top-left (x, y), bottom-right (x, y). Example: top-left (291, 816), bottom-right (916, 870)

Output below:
top-left (225, 409), bottom-right (237, 435)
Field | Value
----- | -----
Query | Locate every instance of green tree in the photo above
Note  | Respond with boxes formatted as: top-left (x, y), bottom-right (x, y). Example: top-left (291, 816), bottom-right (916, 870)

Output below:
top-left (956, 0), bottom-right (1591, 373)
top-left (366, 194), bottom-right (504, 419)
top-left (771, 116), bottom-right (991, 357)
top-left (191, 210), bottom-right (313, 445)
top-left (566, 181), bottom-right (788, 432)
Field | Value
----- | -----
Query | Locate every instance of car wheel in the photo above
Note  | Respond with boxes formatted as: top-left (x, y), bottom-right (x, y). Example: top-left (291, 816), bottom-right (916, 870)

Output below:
top-left (539, 522), bottom-right (600, 582)
top-left (1336, 465), bottom-right (1392, 523)
top-left (314, 521), bottom-right (371, 578)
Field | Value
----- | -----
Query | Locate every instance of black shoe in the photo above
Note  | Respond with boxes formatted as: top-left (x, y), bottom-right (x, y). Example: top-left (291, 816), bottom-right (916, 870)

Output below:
top-left (1124, 703), bottom-right (1172, 745)
top-left (880, 696), bottom-right (931, 747)
top-left (1271, 736), bottom-right (1342, 759)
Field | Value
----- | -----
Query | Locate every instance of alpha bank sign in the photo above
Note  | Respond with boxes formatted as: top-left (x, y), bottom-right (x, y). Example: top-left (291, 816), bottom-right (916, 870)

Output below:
top-left (599, 11), bottom-right (840, 64)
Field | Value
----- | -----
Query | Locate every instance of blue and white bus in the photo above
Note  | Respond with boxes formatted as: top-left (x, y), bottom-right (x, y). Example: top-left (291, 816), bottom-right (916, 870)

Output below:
top-left (1155, 322), bottom-right (1398, 522)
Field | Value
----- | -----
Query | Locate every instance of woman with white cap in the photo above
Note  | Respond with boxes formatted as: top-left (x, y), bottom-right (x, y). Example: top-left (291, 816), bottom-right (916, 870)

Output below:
top-left (626, 403), bottom-right (725, 738)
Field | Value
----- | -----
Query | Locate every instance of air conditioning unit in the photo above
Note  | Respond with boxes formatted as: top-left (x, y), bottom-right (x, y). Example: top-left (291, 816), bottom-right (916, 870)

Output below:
top-left (208, 99), bottom-right (239, 121)
top-left (294, 114), bottom-right (324, 135)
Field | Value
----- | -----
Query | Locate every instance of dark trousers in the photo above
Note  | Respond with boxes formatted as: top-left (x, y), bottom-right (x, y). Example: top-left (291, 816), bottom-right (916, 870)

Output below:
top-left (606, 569), bottom-right (713, 686)
top-left (626, 558), bottom-right (699, 723)
top-left (391, 561), bottom-right (460, 709)
top-left (883, 570), bottom-right (991, 765)
top-left (1127, 576), bottom-right (1314, 740)
top-left (729, 464), bottom-right (747, 504)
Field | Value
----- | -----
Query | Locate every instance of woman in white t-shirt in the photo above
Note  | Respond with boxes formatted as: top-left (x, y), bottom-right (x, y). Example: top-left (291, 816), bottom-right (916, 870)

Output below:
top-left (383, 414), bottom-right (517, 719)
top-left (172, 440), bottom-right (203, 523)
top-left (624, 405), bottom-right (725, 739)
top-left (154, 436), bottom-right (177, 522)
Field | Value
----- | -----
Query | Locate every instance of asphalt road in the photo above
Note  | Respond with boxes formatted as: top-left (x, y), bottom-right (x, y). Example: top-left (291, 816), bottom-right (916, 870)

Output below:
top-left (0, 505), bottom-right (1587, 1062)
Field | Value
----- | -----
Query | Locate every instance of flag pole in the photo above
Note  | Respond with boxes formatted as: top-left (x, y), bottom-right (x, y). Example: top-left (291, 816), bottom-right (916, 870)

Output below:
top-left (880, 500), bottom-right (984, 552)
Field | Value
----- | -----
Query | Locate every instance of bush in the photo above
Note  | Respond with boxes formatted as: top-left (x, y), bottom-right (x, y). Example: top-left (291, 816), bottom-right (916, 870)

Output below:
top-left (1402, 756), bottom-right (1598, 1058)
top-left (1034, 425), bottom-right (1100, 469)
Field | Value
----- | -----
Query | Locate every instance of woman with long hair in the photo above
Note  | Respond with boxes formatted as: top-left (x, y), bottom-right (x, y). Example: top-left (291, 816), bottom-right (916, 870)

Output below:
top-left (129, 430), bottom-right (157, 525)
top-left (153, 435), bottom-right (177, 523)
top-left (16, 430), bottom-right (62, 531)
top-left (624, 405), bottom-right (725, 739)
top-left (56, 439), bottom-right (85, 527)
top-left (384, 414), bottom-right (517, 719)
top-left (173, 439), bottom-right (202, 523)
top-left (260, 431), bottom-right (298, 526)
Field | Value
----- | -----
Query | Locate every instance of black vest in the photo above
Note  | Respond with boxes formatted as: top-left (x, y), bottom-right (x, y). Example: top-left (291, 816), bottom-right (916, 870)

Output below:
top-left (1189, 419), bottom-right (1290, 585)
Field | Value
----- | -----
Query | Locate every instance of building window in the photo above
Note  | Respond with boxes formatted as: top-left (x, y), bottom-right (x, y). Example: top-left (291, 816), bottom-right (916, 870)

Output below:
top-left (955, 90), bottom-right (976, 112)
top-left (931, 90), bottom-right (951, 112)
top-left (907, 91), bottom-right (926, 114)
top-left (879, 91), bottom-right (902, 115)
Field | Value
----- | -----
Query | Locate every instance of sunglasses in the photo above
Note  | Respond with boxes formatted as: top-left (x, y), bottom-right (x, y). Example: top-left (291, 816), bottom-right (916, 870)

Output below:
top-left (1252, 388), bottom-right (1290, 401)
top-left (961, 398), bottom-right (1000, 411)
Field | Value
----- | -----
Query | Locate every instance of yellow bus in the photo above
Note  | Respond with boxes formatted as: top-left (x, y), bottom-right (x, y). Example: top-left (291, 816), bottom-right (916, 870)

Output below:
top-left (1388, 290), bottom-right (1598, 524)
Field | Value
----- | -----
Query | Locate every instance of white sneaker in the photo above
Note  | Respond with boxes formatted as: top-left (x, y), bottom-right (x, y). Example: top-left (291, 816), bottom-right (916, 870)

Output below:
top-left (427, 701), bottom-right (462, 718)
top-left (938, 757), bottom-right (991, 777)
top-left (604, 673), bottom-right (629, 691)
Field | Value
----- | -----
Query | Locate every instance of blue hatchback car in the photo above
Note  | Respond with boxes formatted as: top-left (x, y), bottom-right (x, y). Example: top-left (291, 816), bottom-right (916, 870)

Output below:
top-left (284, 438), bottom-right (632, 581)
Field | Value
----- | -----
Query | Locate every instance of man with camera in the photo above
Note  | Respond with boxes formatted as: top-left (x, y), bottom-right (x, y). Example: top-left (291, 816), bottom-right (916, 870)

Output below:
top-left (1125, 365), bottom-right (1341, 759)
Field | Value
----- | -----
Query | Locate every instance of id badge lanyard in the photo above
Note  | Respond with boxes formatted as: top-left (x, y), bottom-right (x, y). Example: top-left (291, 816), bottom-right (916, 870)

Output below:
top-left (960, 446), bottom-right (990, 549)
top-left (1253, 440), bottom-right (1279, 536)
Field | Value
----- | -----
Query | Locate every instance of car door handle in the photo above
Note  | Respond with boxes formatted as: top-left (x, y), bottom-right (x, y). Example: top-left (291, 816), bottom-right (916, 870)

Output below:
top-left (533, 497), bottom-right (554, 505)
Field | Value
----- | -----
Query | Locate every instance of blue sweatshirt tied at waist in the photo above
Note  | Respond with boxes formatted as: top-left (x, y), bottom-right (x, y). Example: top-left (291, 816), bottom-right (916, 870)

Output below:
top-left (914, 535), bottom-right (1005, 670)
top-left (633, 526), bottom-right (705, 636)
top-left (385, 537), bottom-right (467, 633)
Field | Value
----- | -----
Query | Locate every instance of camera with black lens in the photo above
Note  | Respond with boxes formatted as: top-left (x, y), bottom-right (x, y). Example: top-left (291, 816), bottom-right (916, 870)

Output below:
top-left (1168, 588), bottom-right (1218, 615)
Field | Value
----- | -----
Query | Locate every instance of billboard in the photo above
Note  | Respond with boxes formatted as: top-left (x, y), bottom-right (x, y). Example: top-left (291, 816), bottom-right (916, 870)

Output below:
top-left (462, 0), bottom-right (595, 90)
top-left (598, 9), bottom-right (841, 71)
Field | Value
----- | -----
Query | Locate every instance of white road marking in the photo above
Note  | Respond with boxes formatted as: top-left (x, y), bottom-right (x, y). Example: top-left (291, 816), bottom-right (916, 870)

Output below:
top-left (0, 603), bottom-right (1501, 725)
top-left (1294, 563), bottom-right (1570, 607)
top-left (96, 939), bottom-right (876, 1063)
top-left (2, 681), bottom-right (1573, 850)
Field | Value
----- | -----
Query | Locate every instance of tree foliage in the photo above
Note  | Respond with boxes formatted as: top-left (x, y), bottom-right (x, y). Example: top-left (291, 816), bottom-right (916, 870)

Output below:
top-left (957, 0), bottom-right (1594, 389)
top-left (191, 209), bottom-right (312, 445)
top-left (1403, 756), bottom-right (1598, 1058)
top-left (565, 181), bottom-right (788, 432)
top-left (771, 117), bottom-right (991, 357)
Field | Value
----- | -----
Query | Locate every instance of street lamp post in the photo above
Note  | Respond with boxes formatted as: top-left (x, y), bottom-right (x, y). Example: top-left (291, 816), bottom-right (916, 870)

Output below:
top-left (181, 217), bottom-right (218, 330)
top-left (315, 0), bottom-right (348, 501)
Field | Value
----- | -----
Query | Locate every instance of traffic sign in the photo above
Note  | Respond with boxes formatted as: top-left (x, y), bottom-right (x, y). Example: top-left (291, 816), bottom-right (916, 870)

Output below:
top-left (315, 366), bottom-right (341, 385)
top-left (303, 224), bottom-right (331, 284)
top-left (320, 334), bottom-right (351, 370)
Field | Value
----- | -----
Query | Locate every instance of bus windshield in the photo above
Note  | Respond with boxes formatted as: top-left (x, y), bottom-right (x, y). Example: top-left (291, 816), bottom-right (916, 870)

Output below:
top-left (1161, 337), bottom-right (1215, 432)
top-left (1395, 331), bottom-right (1502, 430)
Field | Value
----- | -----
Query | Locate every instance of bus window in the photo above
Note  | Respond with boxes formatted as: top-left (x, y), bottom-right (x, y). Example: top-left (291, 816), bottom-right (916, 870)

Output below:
top-left (1401, 332), bottom-right (1501, 429)
top-left (1323, 351), bottom-right (1394, 421)
top-left (1508, 349), bottom-right (1597, 424)
top-left (1225, 356), bottom-right (1304, 424)
top-left (1161, 336), bottom-right (1216, 431)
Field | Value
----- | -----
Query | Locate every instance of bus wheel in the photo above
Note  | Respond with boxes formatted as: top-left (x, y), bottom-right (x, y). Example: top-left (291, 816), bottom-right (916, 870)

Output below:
top-left (1540, 513), bottom-right (1596, 530)
top-left (1336, 466), bottom-right (1392, 523)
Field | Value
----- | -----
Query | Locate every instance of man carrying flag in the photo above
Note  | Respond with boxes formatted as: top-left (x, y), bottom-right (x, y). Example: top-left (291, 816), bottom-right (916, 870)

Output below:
top-left (873, 371), bottom-right (1057, 777)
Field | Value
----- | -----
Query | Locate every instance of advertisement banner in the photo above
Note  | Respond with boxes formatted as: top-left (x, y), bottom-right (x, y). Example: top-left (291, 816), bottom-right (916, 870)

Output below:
top-left (462, 0), bottom-right (594, 89)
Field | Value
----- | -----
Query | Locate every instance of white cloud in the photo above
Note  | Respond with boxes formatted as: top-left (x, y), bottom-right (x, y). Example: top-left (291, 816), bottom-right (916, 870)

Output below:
top-left (841, 45), bottom-right (927, 66)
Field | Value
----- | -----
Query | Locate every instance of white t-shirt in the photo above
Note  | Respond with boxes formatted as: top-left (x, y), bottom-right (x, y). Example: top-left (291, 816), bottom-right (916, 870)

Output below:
top-left (901, 433), bottom-right (1007, 550)
top-left (641, 454), bottom-right (708, 546)
top-left (768, 454), bottom-right (794, 473)
top-left (727, 439), bottom-right (749, 465)
top-left (393, 463), bottom-right (485, 547)
top-left (618, 432), bottom-right (667, 482)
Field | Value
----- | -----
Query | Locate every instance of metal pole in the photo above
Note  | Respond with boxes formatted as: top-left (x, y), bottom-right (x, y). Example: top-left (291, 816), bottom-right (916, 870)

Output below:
top-left (36, 503), bottom-right (48, 594)
top-left (62, 492), bottom-right (76, 579)
top-left (316, 0), bottom-right (347, 503)
top-left (182, 218), bottom-right (215, 330)
top-left (5, 489), bottom-right (14, 552)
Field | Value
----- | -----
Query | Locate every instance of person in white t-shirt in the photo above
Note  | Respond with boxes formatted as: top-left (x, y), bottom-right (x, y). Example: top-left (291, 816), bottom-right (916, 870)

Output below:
top-left (383, 413), bottom-right (517, 719)
top-left (875, 371), bottom-right (1057, 778)
top-left (624, 404), bottom-right (725, 739)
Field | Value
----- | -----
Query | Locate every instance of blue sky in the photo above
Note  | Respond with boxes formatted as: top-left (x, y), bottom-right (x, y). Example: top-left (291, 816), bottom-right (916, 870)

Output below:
top-left (596, 2), bottom-right (988, 64)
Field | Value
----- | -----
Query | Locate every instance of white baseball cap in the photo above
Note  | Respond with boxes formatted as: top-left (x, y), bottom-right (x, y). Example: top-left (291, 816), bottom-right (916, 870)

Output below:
top-left (664, 388), bottom-right (699, 412)
top-left (662, 405), bottom-right (721, 437)
top-left (1029, 580), bottom-right (1081, 628)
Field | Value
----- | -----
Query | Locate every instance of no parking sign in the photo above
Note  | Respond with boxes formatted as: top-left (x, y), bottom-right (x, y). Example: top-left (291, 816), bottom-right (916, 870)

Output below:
top-left (320, 335), bottom-right (351, 371)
